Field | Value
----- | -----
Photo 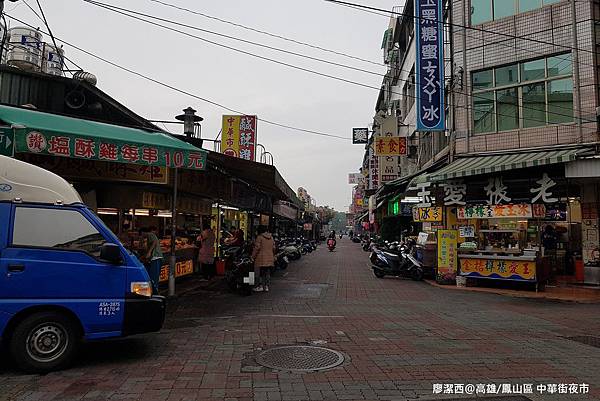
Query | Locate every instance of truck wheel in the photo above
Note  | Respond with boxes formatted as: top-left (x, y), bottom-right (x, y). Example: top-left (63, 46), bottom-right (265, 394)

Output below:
top-left (9, 311), bottom-right (79, 373)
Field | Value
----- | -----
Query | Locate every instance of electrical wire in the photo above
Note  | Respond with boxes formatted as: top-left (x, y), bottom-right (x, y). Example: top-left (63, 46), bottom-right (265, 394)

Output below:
top-left (34, 0), bottom-right (64, 68)
top-left (21, 0), bottom-right (83, 73)
top-left (110, 0), bottom-right (584, 117)
top-left (147, 0), bottom-right (387, 67)
top-left (324, 0), bottom-right (600, 58)
top-left (81, 1), bottom-right (594, 126)
top-left (5, 14), bottom-right (352, 140)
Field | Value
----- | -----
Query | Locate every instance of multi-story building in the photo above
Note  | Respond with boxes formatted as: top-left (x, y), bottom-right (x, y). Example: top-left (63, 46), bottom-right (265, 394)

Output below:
top-left (363, 0), bottom-right (600, 279)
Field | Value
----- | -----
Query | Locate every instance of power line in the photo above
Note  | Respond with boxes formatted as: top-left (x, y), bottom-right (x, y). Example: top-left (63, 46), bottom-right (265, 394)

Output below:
top-left (21, 0), bottom-right (83, 73)
top-left (147, 0), bottom-right (386, 67)
top-left (80, 1), bottom-right (593, 126)
top-left (5, 14), bottom-right (352, 140)
top-left (34, 0), bottom-right (64, 70)
top-left (92, 0), bottom-right (585, 118)
top-left (324, 0), bottom-right (600, 58)
top-left (325, 0), bottom-right (593, 71)
top-left (84, 0), bottom-right (386, 78)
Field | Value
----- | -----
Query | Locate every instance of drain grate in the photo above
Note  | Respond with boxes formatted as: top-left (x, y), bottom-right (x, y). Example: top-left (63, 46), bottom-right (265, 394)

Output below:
top-left (255, 345), bottom-right (345, 372)
top-left (567, 335), bottom-right (600, 349)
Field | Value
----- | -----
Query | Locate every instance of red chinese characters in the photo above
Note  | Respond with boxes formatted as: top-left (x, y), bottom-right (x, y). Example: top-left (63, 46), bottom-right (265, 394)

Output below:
top-left (26, 132), bottom-right (47, 153)
top-left (74, 138), bottom-right (96, 159)
top-left (141, 147), bottom-right (159, 165)
top-left (121, 144), bottom-right (140, 163)
top-left (48, 136), bottom-right (71, 156)
top-left (188, 152), bottom-right (205, 169)
top-left (99, 143), bottom-right (118, 161)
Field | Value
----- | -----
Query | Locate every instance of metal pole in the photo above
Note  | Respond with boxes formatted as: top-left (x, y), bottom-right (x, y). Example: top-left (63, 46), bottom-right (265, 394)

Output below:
top-left (570, 0), bottom-right (583, 143)
top-left (461, 0), bottom-right (470, 152)
top-left (169, 167), bottom-right (178, 297)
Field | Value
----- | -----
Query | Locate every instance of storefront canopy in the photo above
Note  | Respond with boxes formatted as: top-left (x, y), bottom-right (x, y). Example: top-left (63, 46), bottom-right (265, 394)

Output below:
top-left (411, 149), bottom-right (582, 185)
top-left (0, 104), bottom-right (207, 170)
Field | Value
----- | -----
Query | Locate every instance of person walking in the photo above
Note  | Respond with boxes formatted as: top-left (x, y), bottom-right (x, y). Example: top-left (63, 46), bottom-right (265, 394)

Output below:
top-left (197, 222), bottom-right (216, 279)
top-left (141, 226), bottom-right (163, 294)
top-left (252, 225), bottom-right (275, 292)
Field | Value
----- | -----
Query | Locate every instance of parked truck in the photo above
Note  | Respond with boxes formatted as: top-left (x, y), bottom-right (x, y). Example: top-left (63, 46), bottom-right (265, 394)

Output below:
top-left (0, 155), bottom-right (165, 372)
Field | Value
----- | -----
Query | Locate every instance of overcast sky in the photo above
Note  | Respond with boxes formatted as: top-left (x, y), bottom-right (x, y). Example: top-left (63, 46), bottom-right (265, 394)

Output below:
top-left (9, 0), bottom-right (400, 211)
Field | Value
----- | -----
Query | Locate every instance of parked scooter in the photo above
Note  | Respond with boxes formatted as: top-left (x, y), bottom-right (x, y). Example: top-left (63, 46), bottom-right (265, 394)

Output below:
top-left (224, 243), bottom-right (255, 296)
top-left (274, 250), bottom-right (289, 270)
top-left (279, 238), bottom-right (302, 261)
top-left (370, 239), bottom-right (424, 281)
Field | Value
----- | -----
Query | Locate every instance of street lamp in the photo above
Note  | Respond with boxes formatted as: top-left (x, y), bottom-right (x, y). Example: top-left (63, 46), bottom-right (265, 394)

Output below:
top-left (176, 107), bottom-right (203, 139)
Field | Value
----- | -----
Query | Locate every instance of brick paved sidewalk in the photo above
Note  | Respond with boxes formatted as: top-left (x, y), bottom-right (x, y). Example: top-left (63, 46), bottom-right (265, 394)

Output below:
top-left (1, 239), bottom-right (600, 401)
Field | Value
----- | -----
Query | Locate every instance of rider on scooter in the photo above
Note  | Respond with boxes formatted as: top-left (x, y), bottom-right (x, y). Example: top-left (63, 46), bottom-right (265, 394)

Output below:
top-left (327, 231), bottom-right (337, 249)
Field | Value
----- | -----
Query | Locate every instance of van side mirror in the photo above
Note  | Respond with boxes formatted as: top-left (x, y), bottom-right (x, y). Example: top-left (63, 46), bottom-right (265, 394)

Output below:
top-left (100, 243), bottom-right (123, 264)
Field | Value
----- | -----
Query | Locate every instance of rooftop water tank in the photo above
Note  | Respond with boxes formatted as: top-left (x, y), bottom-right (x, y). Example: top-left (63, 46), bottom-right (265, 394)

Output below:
top-left (0, 19), bottom-right (7, 65)
top-left (42, 43), bottom-right (64, 76)
top-left (7, 26), bottom-right (42, 71)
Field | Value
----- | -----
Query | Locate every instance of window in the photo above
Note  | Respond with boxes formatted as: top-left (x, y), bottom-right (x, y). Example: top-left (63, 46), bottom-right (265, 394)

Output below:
top-left (521, 59), bottom-right (546, 82)
top-left (547, 54), bottom-right (572, 77)
top-left (471, 0), bottom-right (564, 25)
top-left (522, 82), bottom-right (547, 127)
top-left (471, 54), bottom-right (573, 133)
top-left (472, 70), bottom-right (494, 90)
top-left (12, 207), bottom-right (107, 257)
top-left (494, 1), bottom-right (516, 20)
top-left (472, 0), bottom-right (493, 25)
top-left (473, 91), bottom-right (495, 133)
top-left (519, 0), bottom-right (539, 12)
top-left (548, 78), bottom-right (573, 124)
top-left (495, 65), bottom-right (518, 86)
top-left (497, 88), bottom-right (519, 131)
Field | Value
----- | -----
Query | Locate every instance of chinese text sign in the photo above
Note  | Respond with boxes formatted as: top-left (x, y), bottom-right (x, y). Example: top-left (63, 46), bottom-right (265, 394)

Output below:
top-left (415, 0), bottom-right (445, 131)
top-left (221, 115), bottom-right (257, 161)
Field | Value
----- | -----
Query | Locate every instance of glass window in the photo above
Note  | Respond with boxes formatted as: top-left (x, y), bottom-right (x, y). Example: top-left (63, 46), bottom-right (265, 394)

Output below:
top-left (471, 0), bottom-right (493, 25)
top-left (12, 207), bottom-right (107, 257)
top-left (519, 0), bottom-right (540, 12)
top-left (495, 64), bottom-right (518, 86)
top-left (494, 0), bottom-right (516, 20)
top-left (521, 59), bottom-right (546, 81)
top-left (473, 91), bottom-right (495, 133)
top-left (547, 78), bottom-right (573, 124)
top-left (543, 0), bottom-right (561, 4)
top-left (547, 54), bottom-right (572, 77)
top-left (472, 69), bottom-right (494, 90)
top-left (522, 83), bottom-right (547, 128)
top-left (497, 88), bottom-right (519, 131)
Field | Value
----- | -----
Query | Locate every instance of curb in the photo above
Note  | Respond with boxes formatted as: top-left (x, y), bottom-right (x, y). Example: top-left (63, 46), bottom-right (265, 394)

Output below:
top-left (423, 279), bottom-right (600, 304)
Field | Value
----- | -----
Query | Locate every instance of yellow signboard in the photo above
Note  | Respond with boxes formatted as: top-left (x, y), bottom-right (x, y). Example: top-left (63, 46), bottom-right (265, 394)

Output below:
top-left (159, 259), bottom-right (194, 282)
top-left (459, 258), bottom-right (536, 281)
top-left (374, 136), bottom-right (407, 156)
top-left (221, 115), bottom-right (241, 157)
top-left (413, 207), bottom-right (443, 222)
top-left (437, 230), bottom-right (458, 281)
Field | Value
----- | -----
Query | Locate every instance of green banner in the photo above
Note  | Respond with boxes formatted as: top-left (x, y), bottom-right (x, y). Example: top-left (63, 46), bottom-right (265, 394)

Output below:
top-left (0, 128), bottom-right (14, 157)
top-left (14, 129), bottom-right (206, 170)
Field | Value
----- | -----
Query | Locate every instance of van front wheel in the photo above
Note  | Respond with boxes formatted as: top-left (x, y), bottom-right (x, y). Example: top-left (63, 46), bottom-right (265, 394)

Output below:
top-left (10, 311), bottom-right (79, 373)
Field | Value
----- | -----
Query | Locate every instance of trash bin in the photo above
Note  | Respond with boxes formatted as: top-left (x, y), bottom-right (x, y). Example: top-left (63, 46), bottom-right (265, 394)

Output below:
top-left (575, 258), bottom-right (585, 282)
top-left (216, 259), bottom-right (227, 276)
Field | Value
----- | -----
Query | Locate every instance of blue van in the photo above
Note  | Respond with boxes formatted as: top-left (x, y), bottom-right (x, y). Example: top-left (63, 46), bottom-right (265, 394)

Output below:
top-left (0, 156), bottom-right (165, 372)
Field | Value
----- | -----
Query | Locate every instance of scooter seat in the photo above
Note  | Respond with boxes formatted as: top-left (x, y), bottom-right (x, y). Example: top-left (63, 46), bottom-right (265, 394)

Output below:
top-left (382, 251), bottom-right (402, 261)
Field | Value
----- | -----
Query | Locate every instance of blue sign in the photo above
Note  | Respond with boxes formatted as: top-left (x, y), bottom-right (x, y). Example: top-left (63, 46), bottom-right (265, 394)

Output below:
top-left (415, 0), bottom-right (445, 131)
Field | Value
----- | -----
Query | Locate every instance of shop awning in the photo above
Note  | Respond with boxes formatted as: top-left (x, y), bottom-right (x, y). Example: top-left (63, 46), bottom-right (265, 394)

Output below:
top-left (411, 149), bottom-right (582, 184)
top-left (1, 104), bottom-right (207, 170)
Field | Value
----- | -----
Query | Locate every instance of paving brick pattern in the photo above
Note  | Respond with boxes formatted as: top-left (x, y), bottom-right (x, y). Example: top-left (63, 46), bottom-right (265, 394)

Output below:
top-left (1, 239), bottom-right (600, 401)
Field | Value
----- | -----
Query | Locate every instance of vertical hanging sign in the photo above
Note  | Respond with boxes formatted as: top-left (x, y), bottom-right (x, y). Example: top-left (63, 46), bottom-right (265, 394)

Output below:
top-left (415, 0), bottom-right (445, 132)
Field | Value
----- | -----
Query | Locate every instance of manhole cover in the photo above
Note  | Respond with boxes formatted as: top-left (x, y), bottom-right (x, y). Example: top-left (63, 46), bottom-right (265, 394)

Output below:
top-left (567, 335), bottom-right (600, 349)
top-left (255, 346), bottom-right (345, 372)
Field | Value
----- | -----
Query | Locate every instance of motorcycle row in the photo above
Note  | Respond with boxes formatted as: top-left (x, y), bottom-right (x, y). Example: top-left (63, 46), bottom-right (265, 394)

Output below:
top-left (355, 235), bottom-right (425, 281)
top-left (223, 237), bottom-right (319, 296)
